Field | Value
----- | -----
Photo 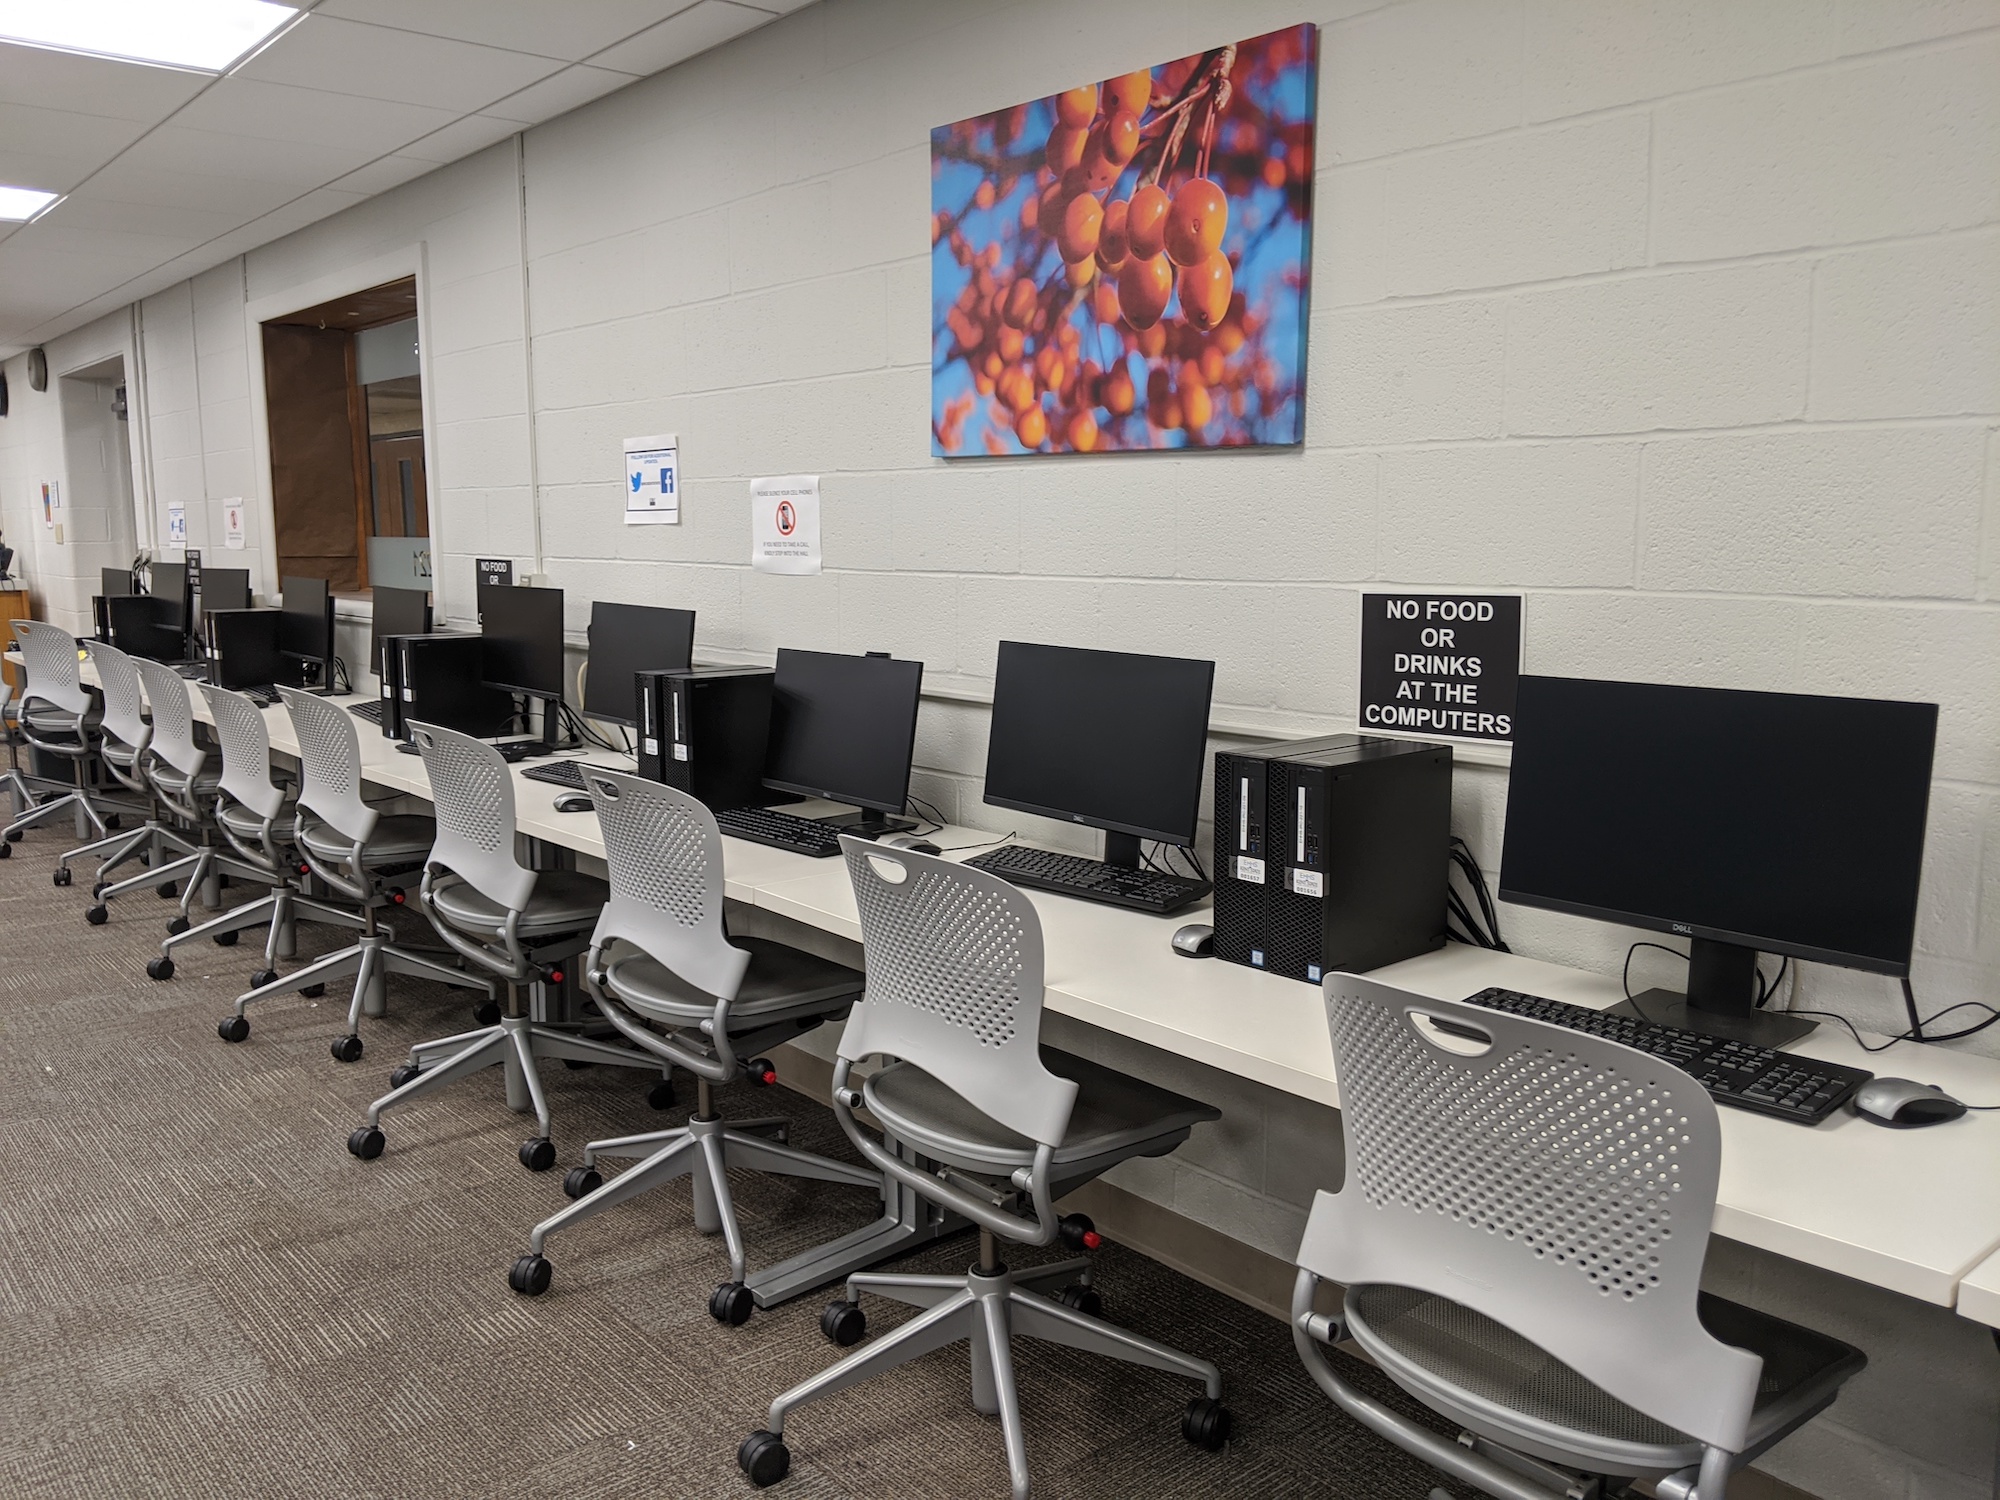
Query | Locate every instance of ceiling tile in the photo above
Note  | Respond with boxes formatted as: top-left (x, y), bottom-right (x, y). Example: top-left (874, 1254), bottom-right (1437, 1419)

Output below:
top-left (395, 113), bottom-right (522, 164)
top-left (233, 13), bottom-right (564, 114)
top-left (170, 77), bottom-right (460, 155)
top-left (326, 154), bottom-right (439, 196)
top-left (0, 149), bottom-right (102, 197)
top-left (118, 125), bottom-right (383, 191)
top-left (313, 0), bottom-right (705, 64)
top-left (481, 64), bottom-right (638, 124)
top-left (0, 101), bottom-right (153, 160)
top-left (585, 1), bottom-right (773, 75)
top-left (40, 194), bottom-right (242, 240)
top-left (82, 156), bottom-right (303, 217)
top-left (0, 41), bottom-right (210, 121)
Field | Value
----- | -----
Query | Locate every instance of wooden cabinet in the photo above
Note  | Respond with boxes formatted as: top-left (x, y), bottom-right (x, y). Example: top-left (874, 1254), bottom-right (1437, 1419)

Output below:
top-left (0, 589), bottom-right (32, 696)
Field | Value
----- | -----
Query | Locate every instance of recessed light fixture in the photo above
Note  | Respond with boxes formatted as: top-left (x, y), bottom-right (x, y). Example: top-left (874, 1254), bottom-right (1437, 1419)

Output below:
top-left (0, 0), bottom-right (299, 74)
top-left (0, 186), bottom-right (61, 221)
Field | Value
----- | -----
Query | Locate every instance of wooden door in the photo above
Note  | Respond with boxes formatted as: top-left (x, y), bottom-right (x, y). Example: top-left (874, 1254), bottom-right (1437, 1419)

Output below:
top-left (369, 435), bottom-right (429, 539)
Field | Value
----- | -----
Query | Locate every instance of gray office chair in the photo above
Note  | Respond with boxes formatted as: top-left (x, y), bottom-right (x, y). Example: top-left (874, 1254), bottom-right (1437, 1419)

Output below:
top-left (148, 685), bottom-right (365, 983)
top-left (52, 641), bottom-right (161, 891)
top-left (1290, 974), bottom-right (1867, 1500)
top-left (507, 769), bottom-right (882, 1320)
top-left (739, 839), bottom-right (1230, 1498)
top-left (2, 620), bottom-right (115, 848)
top-left (221, 687), bottom-right (494, 1056)
top-left (1, 679), bottom-right (38, 828)
top-left (344, 721), bottom-right (663, 1170)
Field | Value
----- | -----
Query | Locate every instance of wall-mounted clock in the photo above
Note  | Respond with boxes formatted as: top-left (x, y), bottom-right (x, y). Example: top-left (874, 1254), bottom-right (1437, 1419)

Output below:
top-left (27, 347), bottom-right (48, 391)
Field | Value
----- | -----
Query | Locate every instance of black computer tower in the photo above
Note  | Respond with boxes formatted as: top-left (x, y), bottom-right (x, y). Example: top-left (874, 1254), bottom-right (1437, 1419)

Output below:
top-left (204, 609), bottom-right (283, 691)
top-left (1212, 735), bottom-right (1452, 983)
top-left (635, 666), bottom-right (777, 811)
top-left (392, 633), bottom-right (511, 740)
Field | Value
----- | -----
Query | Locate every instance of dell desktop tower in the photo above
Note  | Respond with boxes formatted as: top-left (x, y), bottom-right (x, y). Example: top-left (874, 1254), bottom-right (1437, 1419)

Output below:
top-left (389, 633), bottom-right (511, 741)
top-left (635, 666), bottom-right (777, 811)
top-left (1212, 734), bottom-right (1453, 983)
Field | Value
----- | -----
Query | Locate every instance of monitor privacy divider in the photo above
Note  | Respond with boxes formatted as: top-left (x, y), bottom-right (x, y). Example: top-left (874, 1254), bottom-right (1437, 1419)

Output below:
top-left (584, 601), bottom-right (696, 726)
top-left (370, 586), bottom-right (432, 675)
top-left (279, 576), bottom-right (333, 662)
top-left (1499, 675), bottom-right (1937, 974)
top-left (764, 648), bottom-right (923, 815)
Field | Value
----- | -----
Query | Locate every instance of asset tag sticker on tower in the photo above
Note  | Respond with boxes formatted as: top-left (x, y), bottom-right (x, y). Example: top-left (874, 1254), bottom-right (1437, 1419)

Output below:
top-left (624, 433), bottom-right (680, 525)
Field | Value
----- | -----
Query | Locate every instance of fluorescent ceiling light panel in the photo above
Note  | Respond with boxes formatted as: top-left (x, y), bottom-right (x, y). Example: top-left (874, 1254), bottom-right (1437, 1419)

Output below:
top-left (0, 185), bottom-right (61, 220)
top-left (0, 0), bottom-right (298, 73)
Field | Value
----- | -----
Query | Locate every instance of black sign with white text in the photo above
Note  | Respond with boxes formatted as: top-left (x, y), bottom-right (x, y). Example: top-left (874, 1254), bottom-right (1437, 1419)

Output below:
top-left (475, 557), bottom-right (513, 588)
top-left (1359, 593), bottom-right (1522, 743)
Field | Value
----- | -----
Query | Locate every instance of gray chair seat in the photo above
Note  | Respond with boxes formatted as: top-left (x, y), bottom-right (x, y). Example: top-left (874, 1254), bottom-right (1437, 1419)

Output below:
top-left (604, 936), bottom-right (862, 1028)
top-left (863, 1046), bottom-right (1220, 1178)
top-left (218, 800), bottom-right (293, 841)
top-left (103, 740), bottom-right (144, 769)
top-left (1343, 1284), bottom-right (1866, 1475)
top-left (153, 765), bottom-right (222, 796)
top-left (298, 813), bottom-right (435, 869)
top-left (430, 869), bottom-right (608, 938)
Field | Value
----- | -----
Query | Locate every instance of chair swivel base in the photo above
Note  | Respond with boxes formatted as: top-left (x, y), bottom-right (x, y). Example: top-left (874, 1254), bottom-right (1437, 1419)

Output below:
top-left (506, 1109), bottom-right (886, 1317)
top-left (741, 1255), bottom-right (1230, 1499)
top-left (218, 931), bottom-right (494, 1056)
top-left (344, 1013), bottom-right (664, 1168)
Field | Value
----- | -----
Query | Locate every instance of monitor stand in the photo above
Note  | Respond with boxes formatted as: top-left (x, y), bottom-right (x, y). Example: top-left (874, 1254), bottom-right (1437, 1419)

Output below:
top-left (1609, 936), bottom-right (1816, 1049)
top-left (815, 807), bottom-right (916, 839)
top-left (1102, 831), bottom-right (1143, 870)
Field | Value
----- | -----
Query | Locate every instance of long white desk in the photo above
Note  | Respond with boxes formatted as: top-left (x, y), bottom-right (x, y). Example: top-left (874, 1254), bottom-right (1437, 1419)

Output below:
top-left (50, 662), bottom-right (2000, 1320)
top-left (1963, 1250), bottom-right (2000, 1330)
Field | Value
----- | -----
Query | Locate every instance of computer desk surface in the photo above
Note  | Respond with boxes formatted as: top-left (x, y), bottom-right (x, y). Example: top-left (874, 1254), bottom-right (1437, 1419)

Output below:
top-left (123, 673), bottom-right (2000, 1317)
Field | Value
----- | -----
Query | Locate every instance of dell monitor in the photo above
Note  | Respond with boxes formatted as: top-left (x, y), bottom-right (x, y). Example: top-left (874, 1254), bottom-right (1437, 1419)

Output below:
top-left (1499, 675), bottom-right (1938, 1049)
top-left (199, 567), bottom-right (250, 616)
top-left (370, 585), bottom-right (432, 677)
top-left (477, 583), bottom-right (564, 700)
top-left (983, 641), bottom-right (1215, 868)
top-left (583, 602), bottom-right (696, 727)
top-left (100, 567), bottom-right (135, 598)
top-left (763, 648), bottom-right (923, 834)
top-left (279, 575), bottom-right (335, 690)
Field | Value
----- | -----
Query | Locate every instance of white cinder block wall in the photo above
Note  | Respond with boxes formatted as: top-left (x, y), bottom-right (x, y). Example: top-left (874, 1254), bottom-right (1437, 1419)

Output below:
top-left (1, 3), bottom-right (1995, 1495)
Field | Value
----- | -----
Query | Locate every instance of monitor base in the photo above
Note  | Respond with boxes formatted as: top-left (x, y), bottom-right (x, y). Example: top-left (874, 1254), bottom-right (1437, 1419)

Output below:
top-left (815, 808), bottom-right (916, 838)
top-left (1612, 988), bottom-right (1817, 1050)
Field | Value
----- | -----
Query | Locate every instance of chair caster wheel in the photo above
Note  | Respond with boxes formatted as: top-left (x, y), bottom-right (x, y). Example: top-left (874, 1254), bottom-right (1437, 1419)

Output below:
top-left (86, 904), bottom-right (108, 926)
top-left (737, 1430), bottom-right (790, 1487)
top-left (301, 984), bottom-right (324, 998)
top-left (157, 880), bottom-right (177, 899)
top-left (710, 1280), bottom-right (755, 1326)
top-left (52, 867), bottom-right (71, 887)
top-left (820, 1299), bottom-right (866, 1346)
top-left (212, 929), bottom-right (239, 947)
top-left (330, 1035), bottom-right (364, 1063)
top-left (519, 1137), bottom-right (557, 1172)
top-left (217, 1015), bottom-right (249, 1043)
top-left (562, 1166), bottom-right (601, 1199)
top-left (0, 841), bottom-right (10, 858)
top-left (4, 829), bottom-right (21, 842)
top-left (508, 1254), bottom-right (551, 1296)
top-left (390, 1064), bottom-right (423, 1089)
top-left (1056, 1283), bottom-right (1102, 1318)
top-left (104, 815), bottom-right (122, 831)
top-left (561, 1058), bottom-right (592, 1070)
top-left (146, 956), bottom-right (174, 981)
top-left (474, 1001), bottom-right (501, 1025)
top-left (250, 968), bottom-right (279, 989)
top-left (92, 883), bottom-right (108, 900)
top-left (646, 1079), bottom-right (676, 1110)
top-left (166, 917), bottom-right (190, 937)
top-left (1182, 1397), bottom-right (1232, 1450)
top-left (347, 1126), bottom-right (385, 1160)
top-left (1058, 1212), bottom-right (1103, 1251)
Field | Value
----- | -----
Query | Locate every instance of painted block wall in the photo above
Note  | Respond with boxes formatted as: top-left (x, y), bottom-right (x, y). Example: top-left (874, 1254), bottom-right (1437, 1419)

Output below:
top-left (1, 2), bottom-right (1995, 1494)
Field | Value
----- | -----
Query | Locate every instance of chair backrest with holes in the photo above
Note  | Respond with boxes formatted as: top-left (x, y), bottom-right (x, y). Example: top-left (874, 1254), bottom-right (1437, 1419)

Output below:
top-left (1297, 972), bottom-right (1762, 1453)
top-left (585, 768), bottom-right (748, 1001)
top-left (132, 659), bottom-right (205, 781)
top-left (199, 684), bottom-right (285, 823)
top-left (280, 686), bottom-right (377, 846)
top-left (407, 720), bottom-right (535, 912)
top-left (88, 642), bottom-right (150, 757)
top-left (837, 837), bottom-right (1078, 1149)
top-left (14, 620), bottom-right (92, 718)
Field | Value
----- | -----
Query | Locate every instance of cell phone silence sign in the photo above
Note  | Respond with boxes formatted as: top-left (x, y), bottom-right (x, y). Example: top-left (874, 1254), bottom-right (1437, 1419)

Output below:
top-left (1359, 593), bottom-right (1521, 744)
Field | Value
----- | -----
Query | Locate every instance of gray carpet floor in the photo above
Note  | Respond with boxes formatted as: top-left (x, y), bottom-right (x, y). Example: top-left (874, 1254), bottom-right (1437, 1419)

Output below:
top-left (0, 810), bottom-right (1464, 1499)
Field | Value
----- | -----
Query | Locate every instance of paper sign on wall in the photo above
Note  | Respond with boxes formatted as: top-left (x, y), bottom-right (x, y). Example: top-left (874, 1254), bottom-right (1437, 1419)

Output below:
top-left (166, 501), bottom-right (187, 547)
top-left (41, 482), bottom-right (57, 529)
top-left (624, 433), bottom-right (679, 526)
top-left (750, 475), bottom-right (821, 575)
top-left (222, 499), bottom-right (246, 551)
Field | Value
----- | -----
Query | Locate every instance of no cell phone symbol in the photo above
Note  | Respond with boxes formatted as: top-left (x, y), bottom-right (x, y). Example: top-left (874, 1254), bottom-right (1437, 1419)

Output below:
top-left (775, 501), bottom-right (797, 536)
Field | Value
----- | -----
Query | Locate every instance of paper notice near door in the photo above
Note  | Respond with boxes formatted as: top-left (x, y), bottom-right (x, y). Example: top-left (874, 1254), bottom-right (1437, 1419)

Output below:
top-left (222, 499), bottom-right (246, 550)
top-left (166, 501), bottom-right (187, 547)
top-left (624, 433), bottom-right (679, 525)
top-left (750, 474), bottom-right (821, 575)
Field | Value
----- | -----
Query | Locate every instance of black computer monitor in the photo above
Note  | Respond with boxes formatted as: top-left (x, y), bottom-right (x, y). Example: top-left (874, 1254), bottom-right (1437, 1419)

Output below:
top-left (100, 567), bottom-right (135, 597)
top-left (370, 585), bottom-right (432, 676)
top-left (763, 648), bottom-right (923, 833)
top-left (149, 559), bottom-right (189, 631)
top-left (200, 567), bottom-right (250, 616)
top-left (583, 601), bottom-right (695, 727)
top-left (279, 575), bottom-right (334, 688)
top-left (982, 641), bottom-right (1214, 867)
top-left (478, 583), bottom-right (564, 700)
top-left (1499, 675), bottom-right (1938, 1048)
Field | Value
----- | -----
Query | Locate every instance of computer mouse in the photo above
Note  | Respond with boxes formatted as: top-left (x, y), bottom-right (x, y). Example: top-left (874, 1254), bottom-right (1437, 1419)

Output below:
top-left (878, 832), bottom-right (941, 855)
top-left (552, 791), bottom-right (595, 814)
top-left (1172, 923), bottom-right (1215, 958)
top-left (1851, 1077), bottom-right (1967, 1128)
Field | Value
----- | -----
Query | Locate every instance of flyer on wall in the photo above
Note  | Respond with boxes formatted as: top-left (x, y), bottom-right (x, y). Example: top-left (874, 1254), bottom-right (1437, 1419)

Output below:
top-left (750, 475), bottom-right (821, 575)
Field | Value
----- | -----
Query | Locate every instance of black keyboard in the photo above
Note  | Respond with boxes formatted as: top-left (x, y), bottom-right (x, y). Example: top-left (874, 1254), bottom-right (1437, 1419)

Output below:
top-left (965, 844), bottom-right (1211, 916)
top-left (349, 700), bottom-right (385, 726)
top-left (521, 760), bottom-right (618, 789)
top-left (714, 806), bottom-right (843, 857)
top-left (1461, 987), bottom-right (1873, 1126)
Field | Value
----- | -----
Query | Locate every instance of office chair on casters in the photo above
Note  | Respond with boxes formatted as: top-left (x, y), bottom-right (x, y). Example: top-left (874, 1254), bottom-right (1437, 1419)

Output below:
top-left (506, 769), bottom-right (882, 1320)
top-left (1, 680), bottom-right (37, 828)
top-left (1290, 974), bottom-right (1867, 1500)
top-left (344, 721), bottom-right (663, 1170)
top-left (2, 621), bottom-right (116, 850)
top-left (739, 838), bottom-right (1230, 1500)
top-left (52, 642), bottom-right (161, 892)
top-left (222, 687), bottom-right (494, 1056)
